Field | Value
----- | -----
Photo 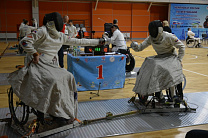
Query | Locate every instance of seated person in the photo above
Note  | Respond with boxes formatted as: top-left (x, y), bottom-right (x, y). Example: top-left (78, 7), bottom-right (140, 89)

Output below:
top-left (18, 20), bottom-right (37, 54)
top-left (78, 27), bottom-right (85, 39)
top-left (8, 12), bottom-right (104, 125)
top-left (19, 20), bottom-right (37, 39)
top-left (204, 16), bottom-right (208, 28)
top-left (19, 19), bottom-right (26, 31)
top-left (162, 20), bottom-right (172, 33)
top-left (131, 20), bottom-right (185, 103)
top-left (104, 25), bottom-right (127, 54)
top-left (187, 28), bottom-right (202, 47)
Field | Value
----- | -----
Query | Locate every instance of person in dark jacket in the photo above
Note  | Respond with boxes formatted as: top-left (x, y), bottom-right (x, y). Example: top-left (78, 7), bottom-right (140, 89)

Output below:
top-left (163, 20), bottom-right (172, 33)
top-left (78, 27), bottom-right (84, 39)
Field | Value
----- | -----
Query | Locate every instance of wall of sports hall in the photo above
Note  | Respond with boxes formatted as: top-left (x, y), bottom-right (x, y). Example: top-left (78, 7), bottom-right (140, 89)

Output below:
top-left (0, 0), bottom-right (168, 40)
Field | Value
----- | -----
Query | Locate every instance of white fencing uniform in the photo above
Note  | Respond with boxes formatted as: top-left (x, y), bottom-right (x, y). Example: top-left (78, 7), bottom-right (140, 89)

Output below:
top-left (19, 25), bottom-right (37, 38)
top-left (67, 25), bottom-right (78, 38)
top-left (8, 25), bottom-right (100, 120)
top-left (132, 31), bottom-right (185, 96)
top-left (107, 29), bottom-right (127, 52)
top-left (19, 22), bottom-right (25, 31)
top-left (187, 30), bottom-right (201, 43)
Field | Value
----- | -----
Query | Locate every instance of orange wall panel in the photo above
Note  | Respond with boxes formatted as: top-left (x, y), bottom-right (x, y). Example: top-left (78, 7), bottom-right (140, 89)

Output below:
top-left (150, 5), bottom-right (168, 22)
top-left (0, 1), bottom-right (6, 14)
top-left (132, 3), bottom-right (150, 15)
top-left (119, 27), bottom-right (131, 32)
top-left (5, 0), bottom-right (31, 14)
top-left (132, 27), bottom-right (148, 31)
top-left (0, 14), bottom-right (6, 31)
top-left (113, 3), bottom-right (131, 15)
top-left (132, 16), bottom-right (150, 26)
top-left (113, 15), bottom-right (131, 27)
top-left (132, 32), bottom-right (148, 38)
top-left (93, 15), bottom-right (113, 26)
top-left (39, 2), bottom-right (63, 14)
top-left (68, 3), bottom-right (91, 15)
top-left (92, 2), bottom-right (113, 15)
top-left (39, 2), bottom-right (91, 28)
top-left (6, 26), bottom-right (17, 32)
top-left (0, 0), bottom-right (32, 33)
top-left (6, 14), bottom-right (32, 27)
top-left (0, 1), bottom-right (168, 39)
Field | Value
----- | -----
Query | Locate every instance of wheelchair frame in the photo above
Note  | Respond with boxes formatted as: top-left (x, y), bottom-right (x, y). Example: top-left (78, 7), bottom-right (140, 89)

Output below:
top-left (186, 37), bottom-right (201, 48)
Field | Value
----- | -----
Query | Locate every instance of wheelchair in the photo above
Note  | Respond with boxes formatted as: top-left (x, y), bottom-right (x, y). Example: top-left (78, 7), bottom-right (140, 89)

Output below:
top-left (7, 66), bottom-right (78, 137)
top-left (117, 47), bottom-right (135, 72)
top-left (128, 74), bottom-right (187, 109)
top-left (186, 36), bottom-right (201, 48)
top-left (125, 47), bottom-right (135, 72)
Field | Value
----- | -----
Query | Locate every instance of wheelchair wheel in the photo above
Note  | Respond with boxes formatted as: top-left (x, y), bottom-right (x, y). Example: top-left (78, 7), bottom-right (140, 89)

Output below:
top-left (126, 53), bottom-right (135, 72)
top-left (186, 39), bottom-right (195, 48)
top-left (182, 74), bottom-right (186, 90)
top-left (8, 87), bottom-right (29, 125)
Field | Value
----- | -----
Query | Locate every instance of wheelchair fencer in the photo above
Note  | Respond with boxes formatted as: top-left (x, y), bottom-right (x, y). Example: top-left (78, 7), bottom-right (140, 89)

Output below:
top-left (128, 20), bottom-right (186, 109)
top-left (6, 12), bottom-right (106, 136)
top-left (102, 26), bottom-right (135, 73)
top-left (186, 36), bottom-right (199, 48)
top-left (186, 34), bottom-right (203, 48)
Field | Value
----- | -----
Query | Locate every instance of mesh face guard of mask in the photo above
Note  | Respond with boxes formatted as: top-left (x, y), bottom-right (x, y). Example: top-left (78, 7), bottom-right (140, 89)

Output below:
top-left (43, 12), bottom-right (63, 32)
top-left (148, 20), bottom-right (163, 38)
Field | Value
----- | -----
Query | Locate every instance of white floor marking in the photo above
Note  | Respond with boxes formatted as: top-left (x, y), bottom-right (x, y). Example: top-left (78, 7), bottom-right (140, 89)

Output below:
top-left (184, 63), bottom-right (208, 65)
top-left (183, 69), bottom-right (208, 77)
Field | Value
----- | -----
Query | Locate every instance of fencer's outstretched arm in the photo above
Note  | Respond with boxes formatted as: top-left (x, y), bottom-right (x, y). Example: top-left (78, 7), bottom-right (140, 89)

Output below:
top-left (131, 36), bottom-right (151, 52)
top-left (63, 34), bottom-right (102, 46)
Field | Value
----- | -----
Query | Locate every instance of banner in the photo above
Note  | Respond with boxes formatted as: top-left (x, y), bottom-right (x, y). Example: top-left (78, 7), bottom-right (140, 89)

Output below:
top-left (67, 54), bottom-right (126, 91)
top-left (170, 3), bottom-right (208, 40)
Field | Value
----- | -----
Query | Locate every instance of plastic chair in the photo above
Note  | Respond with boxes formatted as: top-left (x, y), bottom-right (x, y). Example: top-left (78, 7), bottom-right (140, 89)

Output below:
top-left (202, 34), bottom-right (208, 45)
top-left (75, 24), bottom-right (79, 28)
top-left (80, 24), bottom-right (84, 28)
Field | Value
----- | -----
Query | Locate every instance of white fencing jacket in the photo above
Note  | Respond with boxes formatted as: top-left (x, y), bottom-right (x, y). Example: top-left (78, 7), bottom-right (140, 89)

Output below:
top-left (19, 25), bottom-right (37, 37)
top-left (133, 31), bottom-right (185, 61)
top-left (107, 29), bottom-right (127, 52)
top-left (67, 25), bottom-right (78, 38)
top-left (187, 30), bottom-right (195, 39)
top-left (19, 22), bottom-right (25, 31)
top-left (20, 26), bottom-right (99, 62)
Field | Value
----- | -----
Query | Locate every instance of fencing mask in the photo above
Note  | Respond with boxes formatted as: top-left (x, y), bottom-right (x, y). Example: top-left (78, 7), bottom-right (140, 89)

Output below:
top-left (43, 12), bottom-right (63, 32)
top-left (148, 20), bottom-right (163, 38)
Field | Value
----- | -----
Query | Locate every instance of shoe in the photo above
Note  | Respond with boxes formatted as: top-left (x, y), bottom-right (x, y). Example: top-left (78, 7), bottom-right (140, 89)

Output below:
top-left (51, 116), bottom-right (74, 126)
top-left (197, 44), bottom-right (203, 48)
top-left (199, 44), bottom-right (203, 48)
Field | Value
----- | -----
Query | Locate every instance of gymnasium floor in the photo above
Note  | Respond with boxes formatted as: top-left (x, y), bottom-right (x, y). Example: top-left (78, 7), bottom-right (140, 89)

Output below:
top-left (0, 40), bottom-right (208, 137)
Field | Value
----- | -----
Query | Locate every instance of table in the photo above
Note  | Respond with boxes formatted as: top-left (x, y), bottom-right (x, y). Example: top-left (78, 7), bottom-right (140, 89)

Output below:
top-left (67, 54), bottom-right (126, 91)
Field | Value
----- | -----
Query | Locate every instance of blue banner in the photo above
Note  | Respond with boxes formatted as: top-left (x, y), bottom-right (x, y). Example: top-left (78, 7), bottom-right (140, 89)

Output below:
top-left (67, 54), bottom-right (126, 91)
top-left (170, 3), bottom-right (208, 40)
